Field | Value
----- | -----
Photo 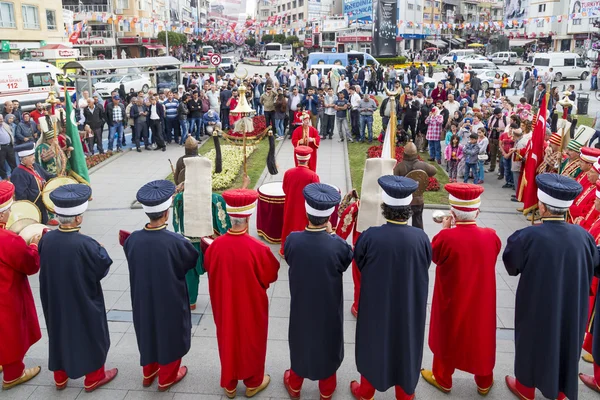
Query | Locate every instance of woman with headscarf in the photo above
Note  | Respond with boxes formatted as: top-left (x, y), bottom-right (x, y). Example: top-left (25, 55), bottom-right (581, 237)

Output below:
top-left (14, 112), bottom-right (38, 145)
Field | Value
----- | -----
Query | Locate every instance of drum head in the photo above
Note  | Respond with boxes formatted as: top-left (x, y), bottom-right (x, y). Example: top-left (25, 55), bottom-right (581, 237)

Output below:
top-left (8, 218), bottom-right (38, 234)
top-left (19, 223), bottom-right (47, 245)
top-left (42, 177), bottom-right (78, 213)
top-left (259, 181), bottom-right (285, 197)
top-left (6, 200), bottom-right (41, 228)
top-left (406, 170), bottom-right (429, 197)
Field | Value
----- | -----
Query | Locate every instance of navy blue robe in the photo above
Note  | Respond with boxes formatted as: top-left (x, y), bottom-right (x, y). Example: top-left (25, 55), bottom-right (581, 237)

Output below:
top-left (39, 227), bottom-right (112, 378)
top-left (284, 227), bottom-right (353, 380)
top-left (10, 164), bottom-right (55, 224)
top-left (503, 218), bottom-right (597, 400)
top-left (354, 221), bottom-right (432, 393)
top-left (590, 248), bottom-right (600, 364)
top-left (124, 224), bottom-right (199, 366)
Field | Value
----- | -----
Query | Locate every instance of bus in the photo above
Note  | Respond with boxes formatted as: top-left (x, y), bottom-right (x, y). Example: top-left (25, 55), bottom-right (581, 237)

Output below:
top-left (307, 51), bottom-right (379, 69)
top-left (263, 43), bottom-right (293, 60)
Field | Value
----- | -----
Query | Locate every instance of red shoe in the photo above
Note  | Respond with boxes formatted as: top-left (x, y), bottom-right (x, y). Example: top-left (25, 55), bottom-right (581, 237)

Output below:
top-left (47, 219), bottom-right (59, 226)
top-left (55, 378), bottom-right (68, 390)
top-left (349, 380), bottom-right (361, 400)
top-left (351, 305), bottom-right (358, 318)
top-left (158, 366), bottom-right (187, 392)
top-left (143, 368), bottom-right (159, 387)
top-left (85, 368), bottom-right (118, 392)
top-left (504, 376), bottom-right (528, 400)
top-left (579, 373), bottom-right (600, 393)
top-left (190, 304), bottom-right (197, 311)
top-left (283, 370), bottom-right (301, 399)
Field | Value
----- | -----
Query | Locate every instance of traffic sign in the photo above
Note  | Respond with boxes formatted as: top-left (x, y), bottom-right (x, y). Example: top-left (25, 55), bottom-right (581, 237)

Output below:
top-left (331, 48), bottom-right (337, 53)
top-left (210, 54), bottom-right (222, 66)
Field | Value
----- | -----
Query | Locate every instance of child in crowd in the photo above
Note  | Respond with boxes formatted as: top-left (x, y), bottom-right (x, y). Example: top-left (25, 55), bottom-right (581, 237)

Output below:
top-left (82, 124), bottom-right (94, 156)
top-left (444, 134), bottom-right (463, 182)
top-left (463, 133), bottom-right (480, 183)
top-left (445, 123), bottom-right (458, 146)
top-left (499, 124), bottom-right (516, 189)
top-left (476, 127), bottom-right (489, 184)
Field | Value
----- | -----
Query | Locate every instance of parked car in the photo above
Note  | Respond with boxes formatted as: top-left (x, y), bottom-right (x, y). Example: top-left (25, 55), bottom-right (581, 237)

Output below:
top-left (477, 69), bottom-right (514, 91)
top-left (488, 51), bottom-right (519, 65)
top-left (440, 49), bottom-right (476, 64)
top-left (94, 74), bottom-right (151, 98)
top-left (458, 60), bottom-right (498, 75)
top-left (263, 54), bottom-right (289, 66)
top-left (220, 56), bottom-right (237, 73)
top-left (531, 52), bottom-right (589, 81)
top-left (462, 54), bottom-right (489, 61)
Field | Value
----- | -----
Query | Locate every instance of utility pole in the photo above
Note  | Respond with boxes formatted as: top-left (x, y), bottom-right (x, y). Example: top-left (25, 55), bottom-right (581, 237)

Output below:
top-left (165, 4), bottom-right (170, 56)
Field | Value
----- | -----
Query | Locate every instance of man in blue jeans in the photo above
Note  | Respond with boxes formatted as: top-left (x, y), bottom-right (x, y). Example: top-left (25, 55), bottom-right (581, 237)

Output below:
top-left (163, 92), bottom-right (180, 144)
top-left (357, 94), bottom-right (377, 143)
top-left (106, 95), bottom-right (126, 152)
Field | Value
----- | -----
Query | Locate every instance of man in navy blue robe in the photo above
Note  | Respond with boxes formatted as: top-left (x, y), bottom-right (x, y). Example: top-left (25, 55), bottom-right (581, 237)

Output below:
top-left (350, 175), bottom-right (432, 400)
top-left (10, 142), bottom-right (55, 224)
top-left (503, 173), bottom-right (598, 400)
top-left (39, 184), bottom-right (118, 392)
top-left (124, 180), bottom-right (199, 392)
top-left (283, 183), bottom-right (353, 399)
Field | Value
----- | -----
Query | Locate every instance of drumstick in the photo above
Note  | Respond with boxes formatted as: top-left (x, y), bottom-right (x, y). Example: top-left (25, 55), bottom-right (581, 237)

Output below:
top-left (168, 159), bottom-right (176, 180)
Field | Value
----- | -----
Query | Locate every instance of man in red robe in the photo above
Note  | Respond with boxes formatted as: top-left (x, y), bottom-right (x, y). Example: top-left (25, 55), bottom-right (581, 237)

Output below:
top-left (570, 158), bottom-right (600, 224)
top-left (421, 183), bottom-right (501, 395)
top-left (280, 146), bottom-right (320, 256)
top-left (0, 180), bottom-right (43, 389)
top-left (204, 188), bottom-right (280, 398)
top-left (291, 112), bottom-right (320, 172)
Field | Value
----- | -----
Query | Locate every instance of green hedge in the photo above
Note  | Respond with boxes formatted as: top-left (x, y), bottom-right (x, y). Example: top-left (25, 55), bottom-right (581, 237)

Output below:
top-left (375, 56), bottom-right (408, 65)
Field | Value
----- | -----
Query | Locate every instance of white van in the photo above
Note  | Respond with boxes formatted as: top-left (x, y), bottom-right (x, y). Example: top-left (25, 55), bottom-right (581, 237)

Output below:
top-left (0, 60), bottom-right (74, 111)
top-left (532, 52), bottom-right (589, 81)
top-left (440, 49), bottom-right (476, 64)
top-left (489, 51), bottom-right (519, 65)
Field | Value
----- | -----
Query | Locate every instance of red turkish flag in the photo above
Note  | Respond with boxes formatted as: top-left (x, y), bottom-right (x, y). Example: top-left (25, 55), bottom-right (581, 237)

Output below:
top-left (518, 94), bottom-right (548, 214)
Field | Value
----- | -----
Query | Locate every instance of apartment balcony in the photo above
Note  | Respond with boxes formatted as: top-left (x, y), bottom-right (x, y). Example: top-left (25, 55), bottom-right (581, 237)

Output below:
top-left (64, 4), bottom-right (110, 13)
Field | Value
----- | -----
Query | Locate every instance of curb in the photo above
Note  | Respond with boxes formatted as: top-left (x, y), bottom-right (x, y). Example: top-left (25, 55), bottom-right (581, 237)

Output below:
top-left (88, 148), bottom-right (131, 175)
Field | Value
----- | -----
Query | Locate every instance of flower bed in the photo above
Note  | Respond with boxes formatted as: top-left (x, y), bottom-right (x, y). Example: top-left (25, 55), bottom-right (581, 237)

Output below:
top-left (203, 145), bottom-right (256, 190)
top-left (86, 152), bottom-right (114, 169)
top-left (225, 115), bottom-right (268, 140)
top-left (366, 145), bottom-right (440, 192)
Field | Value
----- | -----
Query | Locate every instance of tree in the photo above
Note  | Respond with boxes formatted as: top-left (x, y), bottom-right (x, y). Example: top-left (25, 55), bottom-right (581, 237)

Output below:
top-left (157, 31), bottom-right (185, 47)
top-left (285, 35), bottom-right (299, 45)
top-left (261, 34), bottom-right (273, 43)
top-left (273, 34), bottom-right (286, 44)
top-left (245, 38), bottom-right (256, 47)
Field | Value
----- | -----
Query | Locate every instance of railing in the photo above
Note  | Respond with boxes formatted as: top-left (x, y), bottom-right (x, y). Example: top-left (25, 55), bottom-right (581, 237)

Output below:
top-left (64, 4), bottom-right (110, 13)
top-left (87, 30), bottom-right (114, 37)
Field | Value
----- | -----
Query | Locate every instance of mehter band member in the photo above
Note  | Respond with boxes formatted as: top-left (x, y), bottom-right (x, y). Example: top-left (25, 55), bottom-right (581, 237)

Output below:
top-left (283, 183), bottom-right (353, 400)
top-left (125, 180), bottom-right (198, 391)
top-left (291, 112), bottom-right (320, 172)
top-left (351, 175), bottom-right (432, 400)
top-left (503, 173), bottom-right (598, 400)
top-left (39, 184), bottom-right (118, 392)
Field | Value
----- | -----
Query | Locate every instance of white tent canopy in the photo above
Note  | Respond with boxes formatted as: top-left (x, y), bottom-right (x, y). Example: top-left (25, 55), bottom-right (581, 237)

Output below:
top-left (509, 39), bottom-right (536, 47)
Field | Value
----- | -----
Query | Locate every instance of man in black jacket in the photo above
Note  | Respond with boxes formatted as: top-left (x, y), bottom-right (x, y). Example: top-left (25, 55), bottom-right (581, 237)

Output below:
top-left (417, 97), bottom-right (434, 152)
top-left (220, 84), bottom-right (233, 130)
top-left (130, 97), bottom-right (150, 152)
top-left (148, 96), bottom-right (166, 151)
top-left (83, 98), bottom-right (105, 154)
top-left (401, 92), bottom-right (420, 142)
top-left (187, 92), bottom-right (203, 139)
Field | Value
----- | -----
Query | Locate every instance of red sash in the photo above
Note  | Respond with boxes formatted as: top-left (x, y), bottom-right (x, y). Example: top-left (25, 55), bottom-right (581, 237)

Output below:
top-left (18, 164), bottom-right (46, 188)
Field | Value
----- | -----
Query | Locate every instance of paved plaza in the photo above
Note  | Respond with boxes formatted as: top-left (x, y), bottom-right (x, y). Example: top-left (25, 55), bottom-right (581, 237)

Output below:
top-left (10, 137), bottom-right (600, 400)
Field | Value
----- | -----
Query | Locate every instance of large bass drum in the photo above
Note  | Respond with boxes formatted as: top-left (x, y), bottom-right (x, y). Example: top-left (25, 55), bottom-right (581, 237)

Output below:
top-left (42, 177), bottom-right (78, 213)
top-left (6, 200), bottom-right (41, 233)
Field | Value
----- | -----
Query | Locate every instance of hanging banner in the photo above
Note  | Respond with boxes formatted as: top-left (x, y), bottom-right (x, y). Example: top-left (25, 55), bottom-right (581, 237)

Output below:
top-left (372, 0), bottom-right (396, 57)
top-left (570, 0), bottom-right (600, 18)
top-left (343, 0), bottom-right (372, 22)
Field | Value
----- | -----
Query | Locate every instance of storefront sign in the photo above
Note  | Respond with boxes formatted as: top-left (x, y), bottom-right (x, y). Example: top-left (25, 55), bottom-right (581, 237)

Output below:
top-left (337, 36), bottom-right (372, 42)
top-left (322, 18), bottom-right (348, 31)
top-left (304, 38), bottom-right (313, 47)
top-left (75, 37), bottom-right (116, 47)
top-left (117, 37), bottom-right (142, 45)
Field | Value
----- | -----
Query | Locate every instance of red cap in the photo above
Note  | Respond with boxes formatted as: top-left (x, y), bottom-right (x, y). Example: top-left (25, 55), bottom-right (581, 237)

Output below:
top-left (295, 145), bottom-right (313, 162)
top-left (445, 183), bottom-right (484, 211)
top-left (222, 189), bottom-right (259, 218)
top-left (548, 132), bottom-right (562, 147)
top-left (580, 147), bottom-right (600, 163)
top-left (0, 181), bottom-right (14, 212)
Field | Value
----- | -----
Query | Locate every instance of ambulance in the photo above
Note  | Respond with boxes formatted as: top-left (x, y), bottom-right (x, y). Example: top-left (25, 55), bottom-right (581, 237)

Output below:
top-left (0, 60), bottom-right (76, 112)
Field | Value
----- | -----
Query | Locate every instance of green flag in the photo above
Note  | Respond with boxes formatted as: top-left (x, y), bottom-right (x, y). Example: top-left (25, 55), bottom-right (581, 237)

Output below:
top-left (64, 86), bottom-right (90, 184)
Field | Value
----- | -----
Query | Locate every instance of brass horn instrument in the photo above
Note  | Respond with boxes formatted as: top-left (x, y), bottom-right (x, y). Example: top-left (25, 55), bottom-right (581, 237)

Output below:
top-left (432, 210), bottom-right (453, 223)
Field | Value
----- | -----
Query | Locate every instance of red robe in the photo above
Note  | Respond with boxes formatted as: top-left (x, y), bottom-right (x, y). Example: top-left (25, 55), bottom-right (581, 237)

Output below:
top-left (429, 223), bottom-right (501, 375)
top-left (0, 227), bottom-right (42, 366)
top-left (580, 207), bottom-right (599, 231)
top-left (583, 217), bottom-right (600, 354)
top-left (204, 229), bottom-right (280, 388)
top-left (569, 177), bottom-right (595, 223)
top-left (291, 125), bottom-right (321, 172)
top-left (336, 201), bottom-right (361, 309)
top-left (280, 165), bottom-right (320, 256)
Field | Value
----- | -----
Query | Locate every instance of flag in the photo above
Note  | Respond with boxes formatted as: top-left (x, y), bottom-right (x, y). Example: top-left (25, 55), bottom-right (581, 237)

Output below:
top-left (64, 86), bottom-right (90, 184)
top-left (518, 94), bottom-right (548, 215)
top-left (381, 96), bottom-right (396, 160)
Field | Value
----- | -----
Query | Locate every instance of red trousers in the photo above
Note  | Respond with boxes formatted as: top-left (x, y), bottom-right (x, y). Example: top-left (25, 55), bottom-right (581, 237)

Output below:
top-left (515, 378), bottom-right (567, 400)
top-left (352, 260), bottom-right (361, 310)
top-left (584, 332), bottom-right (593, 354)
top-left (224, 373), bottom-right (264, 391)
top-left (54, 365), bottom-right (105, 390)
top-left (356, 376), bottom-right (413, 400)
top-left (143, 359), bottom-right (181, 389)
top-left (432, 357), bottom-right (493, 391)
top-left (2, 360), bottom-right (25, 384)
top-left (288, 369), bottom-right (336, 397)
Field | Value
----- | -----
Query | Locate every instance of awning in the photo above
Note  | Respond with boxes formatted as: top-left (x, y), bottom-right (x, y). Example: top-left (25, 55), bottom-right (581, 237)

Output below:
top-left (449, 39), bottom-right (462, 46)
top-left (509, 39), bottom-right (536, 47)
top-left (454, 37), bottom-right (466, 43)
top-left (425, 39), bottom-right (447, 48)
top-left (144, 45), bottom-right (166, 50)
top-left (62, 56), bottom-right (181, 71)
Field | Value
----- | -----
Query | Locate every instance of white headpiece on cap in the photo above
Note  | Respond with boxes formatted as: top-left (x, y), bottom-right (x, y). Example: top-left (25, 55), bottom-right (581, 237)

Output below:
top-left (381, 191), bottom-right (413, 207)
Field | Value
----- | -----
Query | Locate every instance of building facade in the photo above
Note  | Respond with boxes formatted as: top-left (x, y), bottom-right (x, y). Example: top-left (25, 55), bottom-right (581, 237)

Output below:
top-left (0, 0), bottom-right (66, 59)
